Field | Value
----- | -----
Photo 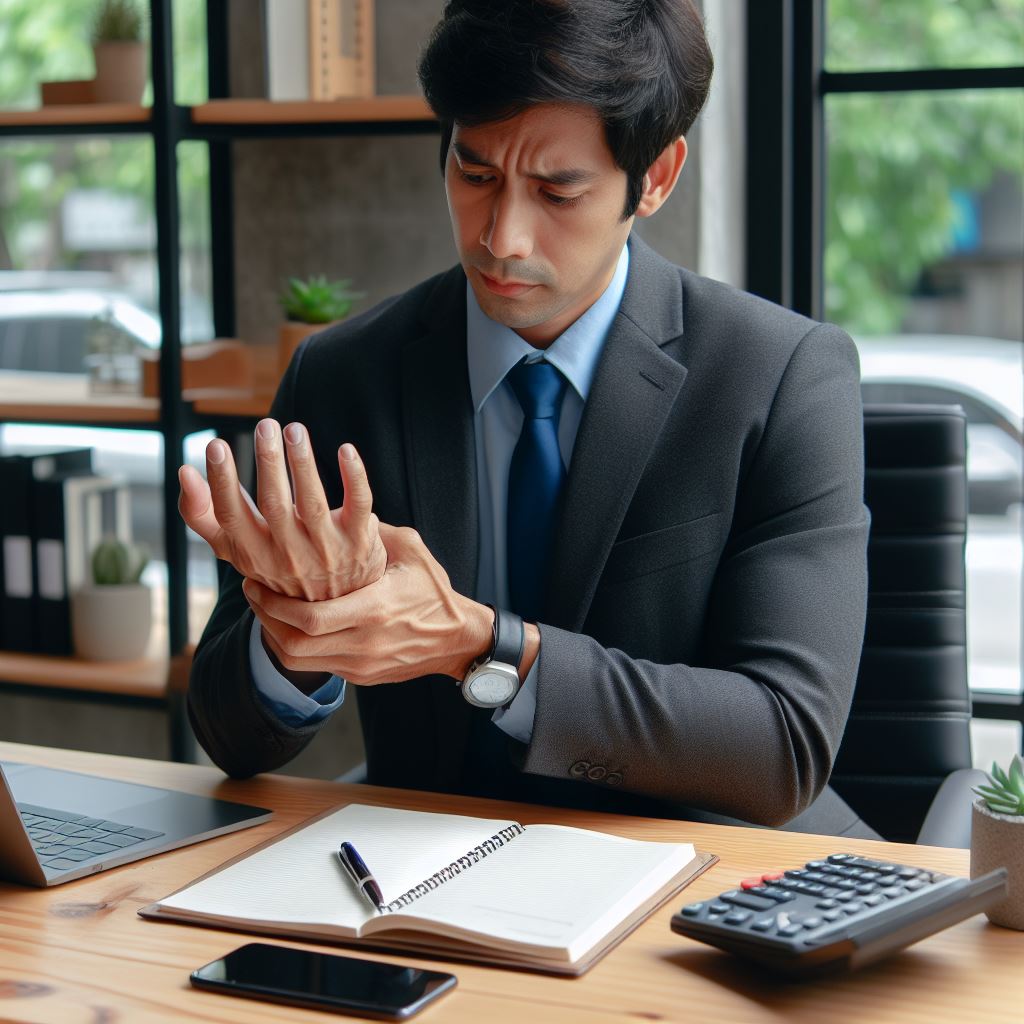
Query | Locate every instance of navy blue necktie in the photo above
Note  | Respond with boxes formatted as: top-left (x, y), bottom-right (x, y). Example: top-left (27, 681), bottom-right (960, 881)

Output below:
top-left (506, 359), bottom-right (568, 621)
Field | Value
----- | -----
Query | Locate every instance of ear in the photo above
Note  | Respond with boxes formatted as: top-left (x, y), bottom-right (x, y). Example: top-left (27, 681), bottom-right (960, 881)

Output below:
top-left (634, 137), bottom-right (688, 219)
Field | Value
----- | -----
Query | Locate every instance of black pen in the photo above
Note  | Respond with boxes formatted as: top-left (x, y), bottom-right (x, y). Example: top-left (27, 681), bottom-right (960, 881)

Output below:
top-left (337, 841), bottom-right (386, 913)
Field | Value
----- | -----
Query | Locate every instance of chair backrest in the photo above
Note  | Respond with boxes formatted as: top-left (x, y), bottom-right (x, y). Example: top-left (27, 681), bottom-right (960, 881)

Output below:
top-left (830, 404), bottom-right (973, 842)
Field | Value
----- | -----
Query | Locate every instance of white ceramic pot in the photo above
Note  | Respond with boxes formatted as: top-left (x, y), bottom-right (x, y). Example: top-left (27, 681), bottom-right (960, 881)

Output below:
top-left (71, 584), bottom-right (152, 662)
top-left (970, 799), bottom-right (1024, 930)
top-left (92, 41), bottom-right (148, 104)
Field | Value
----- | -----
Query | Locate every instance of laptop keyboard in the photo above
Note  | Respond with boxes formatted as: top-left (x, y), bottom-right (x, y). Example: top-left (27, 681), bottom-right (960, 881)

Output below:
top-left (18, 803), bottom-right (165, 872)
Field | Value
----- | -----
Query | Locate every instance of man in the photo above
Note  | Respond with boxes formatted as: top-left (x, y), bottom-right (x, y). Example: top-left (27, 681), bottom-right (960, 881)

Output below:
top-left (181, 0), bottom-right (875, 837)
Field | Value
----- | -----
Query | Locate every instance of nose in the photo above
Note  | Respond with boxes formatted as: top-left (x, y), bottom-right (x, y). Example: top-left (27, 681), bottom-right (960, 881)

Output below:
top-left (480, 189), bottom-right (534, 261)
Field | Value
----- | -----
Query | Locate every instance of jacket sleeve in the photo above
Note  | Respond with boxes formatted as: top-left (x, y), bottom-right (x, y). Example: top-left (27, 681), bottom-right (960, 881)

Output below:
top-left (519, 324), bottom-right (869, 826)
top-left (186, 341), bottom-right (337, 778)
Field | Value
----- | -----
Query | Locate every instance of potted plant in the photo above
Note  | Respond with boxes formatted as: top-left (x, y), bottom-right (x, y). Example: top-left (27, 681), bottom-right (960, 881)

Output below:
top-left (71, 537), bottom-right (152, 661)
top-left (91, 0), bottom-right (148, 104)
top-left (278, 275), bottom-right (362, 375)
top-left (971, 754), bottom-right (1024, 929)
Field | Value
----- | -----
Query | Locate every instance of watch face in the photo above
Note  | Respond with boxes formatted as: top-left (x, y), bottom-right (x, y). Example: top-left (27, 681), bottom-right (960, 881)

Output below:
top-left (467, 668), bottom-right (517, 707)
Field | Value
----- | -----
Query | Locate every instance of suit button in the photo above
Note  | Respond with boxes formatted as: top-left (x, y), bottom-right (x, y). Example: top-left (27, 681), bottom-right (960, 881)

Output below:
top-left (587, 765), bottom-right (607, 781)
top-left (569, 761), bottom-right (589, 777)
top-left (606, 772), bottom-right (623, 786)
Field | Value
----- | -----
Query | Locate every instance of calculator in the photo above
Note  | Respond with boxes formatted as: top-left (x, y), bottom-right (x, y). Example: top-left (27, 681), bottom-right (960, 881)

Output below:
top-left (670, 853), bottom-right (1008, 976)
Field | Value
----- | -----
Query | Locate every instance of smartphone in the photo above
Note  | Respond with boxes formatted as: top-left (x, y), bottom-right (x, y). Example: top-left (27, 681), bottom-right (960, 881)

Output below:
top-left (190, 942), bottom-right (457, 1020)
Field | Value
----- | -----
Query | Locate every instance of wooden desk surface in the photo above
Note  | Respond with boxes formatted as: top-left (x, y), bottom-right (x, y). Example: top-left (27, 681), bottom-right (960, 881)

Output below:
top-left (0, 742), bottom-right (1019, 1024)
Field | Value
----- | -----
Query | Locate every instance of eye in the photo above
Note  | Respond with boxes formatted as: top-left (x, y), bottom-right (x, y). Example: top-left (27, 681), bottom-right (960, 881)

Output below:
top-left (459, 169), bottom-right (493, 186)
top-left (543, 191), bottom-right (584, 208)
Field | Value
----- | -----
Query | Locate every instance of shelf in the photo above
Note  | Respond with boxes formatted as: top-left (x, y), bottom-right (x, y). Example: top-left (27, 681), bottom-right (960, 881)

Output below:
top-left (0, 583), bottom-right (214, 701)
top-left (0, 104), bottom-right (151, 136)
top-left (188, 390), bottom-right (273, 420)
top-left (191, 95), bottom-right (434, 125)
top-left (0, 372), bottom-right (160, 426)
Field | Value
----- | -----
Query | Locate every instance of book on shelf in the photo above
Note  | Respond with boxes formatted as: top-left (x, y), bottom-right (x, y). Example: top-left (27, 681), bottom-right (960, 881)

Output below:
top-left (140, 802), bottom-right (716, 975)
top-left (264, 0), bottom-right (310, 101)
top-left (0, 449), bottom-right (93, 654)
top-left (33, 472), bottom-right (132, 656)
top-left (308, 0), bottom-right (376, 99)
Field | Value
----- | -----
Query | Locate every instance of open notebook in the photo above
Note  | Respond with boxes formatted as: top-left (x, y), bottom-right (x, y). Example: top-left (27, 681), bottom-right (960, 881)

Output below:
top-left (140, 802), bottom-right (716, 975)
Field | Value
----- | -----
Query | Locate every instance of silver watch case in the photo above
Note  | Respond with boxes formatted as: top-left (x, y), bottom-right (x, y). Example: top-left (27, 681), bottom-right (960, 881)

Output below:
top-left (461, 659), bottom-right (521, 708)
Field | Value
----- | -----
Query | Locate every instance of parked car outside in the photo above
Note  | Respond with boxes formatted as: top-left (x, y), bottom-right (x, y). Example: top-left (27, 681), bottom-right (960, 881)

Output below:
top-left (855, 334), bottom-right (1023, 696)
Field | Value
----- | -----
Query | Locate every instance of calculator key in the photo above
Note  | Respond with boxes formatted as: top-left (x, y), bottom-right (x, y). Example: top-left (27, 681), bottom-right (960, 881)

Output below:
top-left (833, 878), bottom-right (858, 890)
top-left (815, 899), bottom-right (838, 910)
top-left (777, 924), bottom-right (802, 937)
top-left (785, 869), bottom-right (808, 879)
top-left (800, 917), bottom-right (823, 929)
top-left (863, 894), bottom-right (886, 907)
top-left (896, 867), bottom-right (922, 880)
top-left (750, 917), bottom-right (775, 931)
top-left (777, 878), bottom-right (801, 890)
top-left (855, 883), bottom-right (877, 895)
top-left (842, 902), bottom-right (863, 915)
top-left (834, 890), bottom-right (856, 902)
top-left (724, 911), bottom-right (751, 926)
top-left (801, 883), bottom-right (826, 895)
top-left (722, 892), bottom-right (778, 912)
top-left (823, 909), bottom-right (844, 922)
top-left (681, 903), bottom-right (704, 916)
top-left (761, 871), bottom-right (784, 882)
top-left (881, 887), bottom-right (905, 900)
top-left (709, 903), bottom-right (729, 915)
top-left (905, 878), bottom-right (928, 891)
top-left (806, 861), bottom-right (828, 870)
top-left (820, 887), bottom-right (842, 898)
top-left (858, 871), bottom-right (881, 882)
top-left (827, 853), bottom-right (854, 863)
top-left (740, 877), bottom-right (764, 890)
top-left (760, 888), bottom-right (796, 902)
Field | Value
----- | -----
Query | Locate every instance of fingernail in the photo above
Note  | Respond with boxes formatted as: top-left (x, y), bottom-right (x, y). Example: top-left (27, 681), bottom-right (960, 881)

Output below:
top-left (340, 443), bottom-right (357, 461)
top-left (257, 419), bottom-right (277, 440)
top-left (207, 441), bottom-right (225, 465)
top-left (284, 423), bottom-right (304, 446)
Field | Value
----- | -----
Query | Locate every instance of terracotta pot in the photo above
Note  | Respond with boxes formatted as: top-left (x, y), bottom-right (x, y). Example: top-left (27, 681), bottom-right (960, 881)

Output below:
top-left (92, 41), bottom-right (148, 104)
top-left (970, 800), bottom-right (1024, 930)
top-left (71, 584), bottom-right (152, 661)
top-left (278, 320), bottom-right (339, 378)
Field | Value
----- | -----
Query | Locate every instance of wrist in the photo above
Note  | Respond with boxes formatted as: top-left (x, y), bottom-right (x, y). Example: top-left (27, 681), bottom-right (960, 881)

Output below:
top-left (449, 598), bottom-right (494, 680)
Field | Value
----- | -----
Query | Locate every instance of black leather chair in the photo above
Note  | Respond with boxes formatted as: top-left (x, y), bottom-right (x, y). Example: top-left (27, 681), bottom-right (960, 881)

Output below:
top-left (830, 404), bottom-right (985, 845)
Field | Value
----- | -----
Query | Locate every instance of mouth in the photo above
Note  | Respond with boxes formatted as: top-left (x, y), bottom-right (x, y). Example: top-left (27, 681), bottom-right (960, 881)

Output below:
top-left (478, 271), bottom-right (538, 298)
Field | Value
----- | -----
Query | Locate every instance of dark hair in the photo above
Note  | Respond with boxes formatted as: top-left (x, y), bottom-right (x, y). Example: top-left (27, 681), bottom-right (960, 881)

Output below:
top-left (417, 0), bottom-right (714, 219)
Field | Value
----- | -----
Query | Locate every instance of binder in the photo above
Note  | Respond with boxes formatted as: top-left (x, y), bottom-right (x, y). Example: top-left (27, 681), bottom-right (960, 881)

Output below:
top-left (0, 450), bottom-right (92, 653)
top-left (33, 473), bottom-right (132, 656)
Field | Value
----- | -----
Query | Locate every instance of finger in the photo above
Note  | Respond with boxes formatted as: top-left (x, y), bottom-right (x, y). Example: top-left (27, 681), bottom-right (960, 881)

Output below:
top-left (248, 594), bottom-right (347, 667)
top-left (177, 465), bottom-right (225, 550)
top-left (253, 418), bottom-right (299, 536)
top-left (283, 422), bottom-right (332, 537)
top-left (244, 577), bottom-right (367, 637)
top-left (337, 443), bottom-right (375, 534)
top-left (205, 439), bottom-right (264, 548)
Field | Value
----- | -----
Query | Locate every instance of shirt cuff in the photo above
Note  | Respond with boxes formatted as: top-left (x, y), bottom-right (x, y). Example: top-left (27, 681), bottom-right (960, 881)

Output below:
top-left (491, 659), bottom-right (537, 744)
top-left (249, 617), bottom-right (345, 726)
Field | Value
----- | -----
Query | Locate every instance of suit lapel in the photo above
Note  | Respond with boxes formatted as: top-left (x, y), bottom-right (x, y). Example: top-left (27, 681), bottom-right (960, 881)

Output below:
top-left (546, 237), bottom-right (689, 632)
top-left (400, 267), bottom-right (477, 782)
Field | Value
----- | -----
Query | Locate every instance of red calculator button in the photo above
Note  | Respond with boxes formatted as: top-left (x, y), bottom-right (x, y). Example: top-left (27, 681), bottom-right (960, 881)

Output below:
top-left (761, 871), bottom-right (785, 882)
top-left (740, 877), bottom-right (764, 890)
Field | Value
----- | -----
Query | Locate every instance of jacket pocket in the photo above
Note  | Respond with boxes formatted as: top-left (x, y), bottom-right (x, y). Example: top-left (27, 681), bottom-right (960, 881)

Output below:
top-left (600, 512), bottom-right (723, 586)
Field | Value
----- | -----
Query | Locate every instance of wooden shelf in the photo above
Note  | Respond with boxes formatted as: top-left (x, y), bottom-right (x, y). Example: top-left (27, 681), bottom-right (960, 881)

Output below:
top-left (191, 95), bottom-right (434, 125)
top-left (0, 584), bottom-right (214, 701)
top-left (189, 389), bottom-right (273, 419)
top-left (0, 372), bottom-right (159, 425)
top-left (0, 104), bottom-right (150, 127)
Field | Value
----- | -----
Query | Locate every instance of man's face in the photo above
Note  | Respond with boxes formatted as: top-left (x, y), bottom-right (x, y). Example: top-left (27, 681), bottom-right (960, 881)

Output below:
top-left (445, 103), bottom-right (634, 348)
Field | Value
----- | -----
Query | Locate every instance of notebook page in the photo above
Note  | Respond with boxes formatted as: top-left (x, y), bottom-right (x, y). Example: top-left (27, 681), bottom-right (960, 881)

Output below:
top-left (393, 824), bottom-right (694, 959)
top-left (158, 803), bottom-right (519, 932)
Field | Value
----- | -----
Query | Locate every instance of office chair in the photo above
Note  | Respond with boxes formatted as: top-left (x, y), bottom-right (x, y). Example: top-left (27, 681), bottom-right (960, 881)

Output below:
top-left (829, 404), bottom-right (986, 846)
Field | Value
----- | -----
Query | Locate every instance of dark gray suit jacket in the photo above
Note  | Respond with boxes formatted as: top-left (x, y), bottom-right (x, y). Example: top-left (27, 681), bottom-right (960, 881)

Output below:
top-left (189, 236), bottom-right (874, 837)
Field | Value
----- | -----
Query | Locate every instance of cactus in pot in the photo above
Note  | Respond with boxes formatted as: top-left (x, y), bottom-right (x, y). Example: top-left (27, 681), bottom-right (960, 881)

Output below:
top-left (970, 754), bottom-right (1024, 929)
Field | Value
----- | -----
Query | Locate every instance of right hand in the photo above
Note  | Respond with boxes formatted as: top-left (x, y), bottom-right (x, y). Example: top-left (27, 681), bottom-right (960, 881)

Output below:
top-left (178, 419), bottom-right (386, 602)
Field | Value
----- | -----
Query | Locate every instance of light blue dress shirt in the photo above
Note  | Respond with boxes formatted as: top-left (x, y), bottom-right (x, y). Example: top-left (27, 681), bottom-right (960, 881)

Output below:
top-left (249, 243), bottom-right (631, 740)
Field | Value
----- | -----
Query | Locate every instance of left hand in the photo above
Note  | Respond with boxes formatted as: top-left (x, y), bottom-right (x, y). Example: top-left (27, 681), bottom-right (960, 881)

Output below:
top-left (242, 523), bottom-right (493, 684)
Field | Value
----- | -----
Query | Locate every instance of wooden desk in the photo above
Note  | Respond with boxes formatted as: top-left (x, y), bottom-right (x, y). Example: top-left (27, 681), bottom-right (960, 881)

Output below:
top-left (0, 742), bottom-right (1019, 1024)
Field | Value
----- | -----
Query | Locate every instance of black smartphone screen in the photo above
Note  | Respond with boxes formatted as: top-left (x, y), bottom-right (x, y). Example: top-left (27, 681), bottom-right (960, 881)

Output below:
top-left (191, 943), bottom-right (457, 1020)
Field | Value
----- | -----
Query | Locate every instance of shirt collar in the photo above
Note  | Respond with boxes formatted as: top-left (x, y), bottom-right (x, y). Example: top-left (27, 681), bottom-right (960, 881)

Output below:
top-left (467, 243), bottom-right (630, 413)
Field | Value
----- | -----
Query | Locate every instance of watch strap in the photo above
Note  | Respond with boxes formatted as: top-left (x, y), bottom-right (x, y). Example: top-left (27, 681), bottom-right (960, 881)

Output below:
top-left (491, 607), bottom-right (525, 670)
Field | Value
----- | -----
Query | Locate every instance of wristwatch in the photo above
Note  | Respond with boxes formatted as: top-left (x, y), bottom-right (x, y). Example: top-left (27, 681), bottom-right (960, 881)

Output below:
top-left (460, 606), bottom-right (525, 709)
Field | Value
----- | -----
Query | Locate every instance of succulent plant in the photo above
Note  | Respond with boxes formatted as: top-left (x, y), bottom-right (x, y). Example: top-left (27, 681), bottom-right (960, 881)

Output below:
top-left (279, 275), bottom-right (362, 325)
top-left (92, 537), bottom-right (149, 586)
top-left (974, 754), bottom-right (1024, 817)
top-left (92, 0), bottom-right (145, 43)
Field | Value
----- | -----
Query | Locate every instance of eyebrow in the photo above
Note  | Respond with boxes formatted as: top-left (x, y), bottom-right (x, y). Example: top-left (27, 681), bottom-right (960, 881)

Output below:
top-left (452, 142), bottom-right (598, 187)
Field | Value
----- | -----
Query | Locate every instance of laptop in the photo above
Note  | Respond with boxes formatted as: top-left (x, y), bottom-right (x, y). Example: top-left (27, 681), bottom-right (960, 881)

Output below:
top-left (0, 761), bottom-right (273, 887)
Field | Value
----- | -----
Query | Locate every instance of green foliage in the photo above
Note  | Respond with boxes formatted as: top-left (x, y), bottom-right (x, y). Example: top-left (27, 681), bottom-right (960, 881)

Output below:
top-left (91, 0), bottom-right (145, 44)
top-left (824, 0), bottom-right (1024, 334)
top-left (279, 275), bottom-right (363, 324)
top-left (974, 754), bottom-right (1024, 816)
top-left (91, 536), bottom-right (148, 585)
